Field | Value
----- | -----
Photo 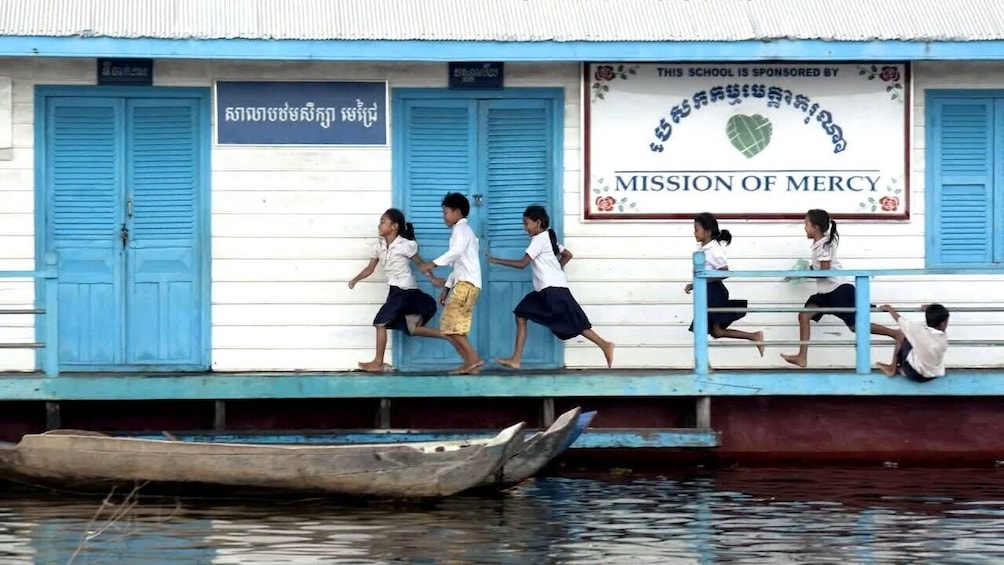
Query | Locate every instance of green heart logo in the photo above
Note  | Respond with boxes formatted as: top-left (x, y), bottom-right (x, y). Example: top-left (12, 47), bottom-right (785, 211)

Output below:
top-left (726, 114), bottom-right (773, 158)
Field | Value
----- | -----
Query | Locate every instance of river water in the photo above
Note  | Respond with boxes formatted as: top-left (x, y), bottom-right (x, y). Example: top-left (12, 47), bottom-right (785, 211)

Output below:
top-left (3, 467), bottom-right (1004, 564)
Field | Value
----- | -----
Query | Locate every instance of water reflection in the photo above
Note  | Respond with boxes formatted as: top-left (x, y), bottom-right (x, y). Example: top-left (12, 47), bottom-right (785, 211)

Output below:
top-left (0, 468), bottom-right (1001, 563)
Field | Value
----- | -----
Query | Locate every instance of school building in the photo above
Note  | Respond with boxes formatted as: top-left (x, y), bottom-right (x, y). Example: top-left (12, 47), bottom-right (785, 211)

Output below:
top-left (0, 0), bottom-right (1001, 462)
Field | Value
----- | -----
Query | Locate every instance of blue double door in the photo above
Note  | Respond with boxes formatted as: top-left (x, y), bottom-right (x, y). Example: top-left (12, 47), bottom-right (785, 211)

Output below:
top-left (394, 91), bottom-right (564, 371)
top-left (39, 89), bottom-right (209, 371)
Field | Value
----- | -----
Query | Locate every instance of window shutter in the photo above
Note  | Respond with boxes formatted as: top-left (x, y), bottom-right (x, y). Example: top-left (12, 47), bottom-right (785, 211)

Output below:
top-left (928, 98), bottom-right (995, 266)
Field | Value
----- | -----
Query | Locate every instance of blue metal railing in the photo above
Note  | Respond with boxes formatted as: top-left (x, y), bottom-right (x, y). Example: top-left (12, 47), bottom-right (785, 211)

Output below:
top-left (0, 253), bottom-right (59, 377)
top-left (691, 251), bottom-right (1001, 377)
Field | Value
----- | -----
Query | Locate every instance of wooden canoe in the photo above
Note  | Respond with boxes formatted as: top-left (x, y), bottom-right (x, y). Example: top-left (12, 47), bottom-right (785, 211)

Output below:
top-left (491, 407), bottom-right (593, 489)
top-left (0, 422), bottom-right (525, 499)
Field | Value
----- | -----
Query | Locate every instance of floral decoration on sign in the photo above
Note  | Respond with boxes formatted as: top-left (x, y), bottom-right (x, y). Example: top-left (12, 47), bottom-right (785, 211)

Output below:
top-left (592, 177), bottom-right (638, 213)
top-left (590, 64), bottom-right (638, 102)
top-left (858, 177), bottom-right (903, 212)
top-left (857, 65), bottom-right (904, 103)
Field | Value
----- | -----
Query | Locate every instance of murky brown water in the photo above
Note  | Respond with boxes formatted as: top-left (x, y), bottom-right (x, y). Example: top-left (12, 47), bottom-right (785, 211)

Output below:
top-left (3, 468), bottom-right (1004, 564)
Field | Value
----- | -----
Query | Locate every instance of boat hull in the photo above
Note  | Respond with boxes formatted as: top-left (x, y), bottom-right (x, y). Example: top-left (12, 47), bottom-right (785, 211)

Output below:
top-left (0, 423), bottom-right (525, 499)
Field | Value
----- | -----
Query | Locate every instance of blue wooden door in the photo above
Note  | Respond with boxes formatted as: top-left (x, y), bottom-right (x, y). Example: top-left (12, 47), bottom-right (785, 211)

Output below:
top-left (395, 94), bottom-right (559, 371)
top-left (43, 93), bottom-right (207, 370)
top-left (45, 97), bottom-right (125, 366)
top-left (480, 99), bottom-right (558, 368)
top-left (124, 99), bottom-right (204, 365)
top-left (395, 99), bottom-right (483, 370)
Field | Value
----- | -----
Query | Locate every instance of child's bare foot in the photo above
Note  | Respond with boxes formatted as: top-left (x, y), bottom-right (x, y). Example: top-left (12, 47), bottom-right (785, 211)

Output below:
top-left (876, 362), bottom-right (897, 377)
top-left (601, 342), bottom-right (615, 368)
top-left (496, 356), bottom-right (521, 370)
top-left (449, 359), bottom-right (484, 375)
top-left (358, 361), bottom-right (388, 373)
top-left (753, 331), bottom-right (765, 357)
top-left (780, 353), bottom-right (807, 368)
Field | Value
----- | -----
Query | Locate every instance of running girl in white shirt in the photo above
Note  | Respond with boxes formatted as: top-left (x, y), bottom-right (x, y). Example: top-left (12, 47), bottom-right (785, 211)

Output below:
top-left (486, 205), bottom-right (614, 369)
top-left (781, 208), bottom-right (900, 368)
top-left (685, 212), bottom-right (765, 356)
top-left (349, 208), bottom-right (442, 372)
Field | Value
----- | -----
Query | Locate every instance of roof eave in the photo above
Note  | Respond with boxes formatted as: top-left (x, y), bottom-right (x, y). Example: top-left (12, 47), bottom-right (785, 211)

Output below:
top-left (1, 36), bottom-right (1001, 62)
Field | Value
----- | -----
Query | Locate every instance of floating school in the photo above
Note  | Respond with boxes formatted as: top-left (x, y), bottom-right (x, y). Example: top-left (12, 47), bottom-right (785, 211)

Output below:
top-left (0, 0), bottom-right (1001, 465)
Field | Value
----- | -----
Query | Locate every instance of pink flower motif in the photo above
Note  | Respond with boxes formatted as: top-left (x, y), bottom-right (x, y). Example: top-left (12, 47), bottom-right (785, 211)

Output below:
top-left (593, 65), bottom-right (616, 82)
top-left (879, 66), bottom-right (901, 82)
top-left (595, 196), bottom-right (615, 212)
top-left (879, 195), bottom-right (899, 212)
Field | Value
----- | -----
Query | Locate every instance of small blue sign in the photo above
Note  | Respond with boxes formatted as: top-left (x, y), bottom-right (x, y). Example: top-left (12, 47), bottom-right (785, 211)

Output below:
top-left (449, 62), bottom-right (504, 90)
top-left (97, 58), bottom-right (153, 86)
top-left (215, 81), bottom-right (387, 145)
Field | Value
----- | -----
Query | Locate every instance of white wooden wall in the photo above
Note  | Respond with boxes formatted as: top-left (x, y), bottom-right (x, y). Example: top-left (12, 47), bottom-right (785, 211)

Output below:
top-left (0, 58), bottom-right (1000, 372)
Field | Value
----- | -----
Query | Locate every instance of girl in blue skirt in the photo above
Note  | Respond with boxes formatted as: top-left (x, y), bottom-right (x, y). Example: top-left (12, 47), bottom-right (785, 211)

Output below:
top-left (349, 208), bottom-right (443, 372)
top-left (686, 212), bottom-right (765, 356)
top-left (486, 205), bottom-right (614, 369)
top-left (781, 208), bottom-right (900, 367)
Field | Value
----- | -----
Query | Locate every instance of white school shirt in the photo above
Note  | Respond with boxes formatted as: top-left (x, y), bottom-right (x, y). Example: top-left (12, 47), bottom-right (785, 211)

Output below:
top-left (433, 218), bottom-right (483, 289)
top-left (526, 232), bottom-right (567, 291)
top-left (810, 235), bottom-right (846, 294)
top-left (700, 240), bottom-right (729, 270)
top-left (898, 317), bottom-right (948, 378)
top-left (370, 236), bottom-right (419, 290)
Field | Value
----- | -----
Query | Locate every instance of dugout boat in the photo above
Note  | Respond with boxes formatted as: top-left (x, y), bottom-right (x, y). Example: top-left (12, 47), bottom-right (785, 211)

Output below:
top-left (0, 422), bottom-right (526, 499)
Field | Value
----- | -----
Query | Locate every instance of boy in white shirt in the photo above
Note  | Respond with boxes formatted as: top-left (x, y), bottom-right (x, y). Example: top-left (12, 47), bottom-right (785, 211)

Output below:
top-left (419, 192), bottom-right (484, 375)
top-left (877, 303), bottom-right (950, 382)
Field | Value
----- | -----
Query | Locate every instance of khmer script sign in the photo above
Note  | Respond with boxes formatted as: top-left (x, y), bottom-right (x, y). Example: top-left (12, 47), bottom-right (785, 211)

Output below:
top-left (215, 81), bottom-right (388, 145)
top-left (584, 63), bottom-right (910, 220)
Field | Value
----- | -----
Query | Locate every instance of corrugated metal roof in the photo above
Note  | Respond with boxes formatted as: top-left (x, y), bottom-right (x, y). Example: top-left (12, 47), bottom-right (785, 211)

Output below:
top-left (0, 0), bottom-right (1001, 42)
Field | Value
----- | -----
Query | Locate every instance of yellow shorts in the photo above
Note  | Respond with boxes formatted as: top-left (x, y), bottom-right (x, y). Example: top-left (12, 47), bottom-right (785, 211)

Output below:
top-left (440, 281), bottom-right (480, 336)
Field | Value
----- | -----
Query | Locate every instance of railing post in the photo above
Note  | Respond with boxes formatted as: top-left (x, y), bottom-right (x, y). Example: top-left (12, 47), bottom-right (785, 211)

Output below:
top-left (854, 274), bottom-right (871, 375)
top-left (43, 252), bottom-right (59, 377)
top-left (692, 251), bottom-right (710, 376)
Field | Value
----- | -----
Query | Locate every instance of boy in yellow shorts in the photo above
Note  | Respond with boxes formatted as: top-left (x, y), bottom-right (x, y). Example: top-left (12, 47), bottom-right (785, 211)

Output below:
top-left (420, 193), bottom-right (484, 374)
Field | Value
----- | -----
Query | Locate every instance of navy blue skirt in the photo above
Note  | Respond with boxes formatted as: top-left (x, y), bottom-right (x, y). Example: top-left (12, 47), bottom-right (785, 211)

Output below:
top-left (373, 286), bottom-right (438, 334)
top-left (688, 280), bottom-right (748, 335)
top-left (514, 287), bottom-right (592, 341)
top-left (805, 283), bottom-right (873, 329)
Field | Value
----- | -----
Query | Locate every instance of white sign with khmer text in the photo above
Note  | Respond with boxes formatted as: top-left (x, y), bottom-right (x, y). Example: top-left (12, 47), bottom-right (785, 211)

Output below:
top-left (584, 63), bottom-right (909, 220)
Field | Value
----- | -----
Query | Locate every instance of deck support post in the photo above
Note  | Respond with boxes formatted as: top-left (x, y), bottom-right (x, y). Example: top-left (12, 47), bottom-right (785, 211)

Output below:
top-left (854, 275), bottom-right (872, 375)
top-left (43, 252), bottom-right (60, 378)
top-left (378, 398), bottom-right (391, 429)
top-left (45, 401), bottom-right (60, 430)
top-left (213, 400), bottom-right (226, 431)
top-left (692, 251), bottom-right (710, 376)
top-left (695, 397), bottom-right (711, 429)
top-left (541, 398), bottom-right (556, 427)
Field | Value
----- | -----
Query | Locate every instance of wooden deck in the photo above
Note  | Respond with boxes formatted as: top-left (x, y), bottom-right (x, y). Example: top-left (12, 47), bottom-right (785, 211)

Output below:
top-left (0, 368), bottom-right (1000, 400)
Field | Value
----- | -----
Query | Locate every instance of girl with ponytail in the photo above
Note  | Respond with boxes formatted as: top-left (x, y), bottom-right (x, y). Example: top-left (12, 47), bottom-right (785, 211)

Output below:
top-left (348, 208), bottom-right (444, 372)
top-left (685, 212), bottom-right (765, 356)
top-left (781, 208), bottom-right (900, 367)
top-left (486, 205), bottom-right (614, 369)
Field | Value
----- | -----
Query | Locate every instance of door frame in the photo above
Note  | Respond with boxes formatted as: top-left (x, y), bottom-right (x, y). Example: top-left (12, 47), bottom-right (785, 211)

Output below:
top-left (33, 86), bottom-right (213, 371)
top-left (390, 87), bottom-right (566, 369)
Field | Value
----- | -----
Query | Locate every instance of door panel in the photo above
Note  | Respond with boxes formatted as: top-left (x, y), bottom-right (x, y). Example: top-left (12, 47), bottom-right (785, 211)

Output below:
top-left (480, 99), bottom-right (557, 368)
top-left (397, 99), bottom-right (480, 370)
top-left (125, 99), bottom-right (203, 365)
top-left (45, 98), bottom-right (125, 366)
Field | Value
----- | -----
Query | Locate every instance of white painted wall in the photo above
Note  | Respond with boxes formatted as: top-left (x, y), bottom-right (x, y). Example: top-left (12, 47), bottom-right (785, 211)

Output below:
top-left (0, 58), bottom-right (999, 372)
